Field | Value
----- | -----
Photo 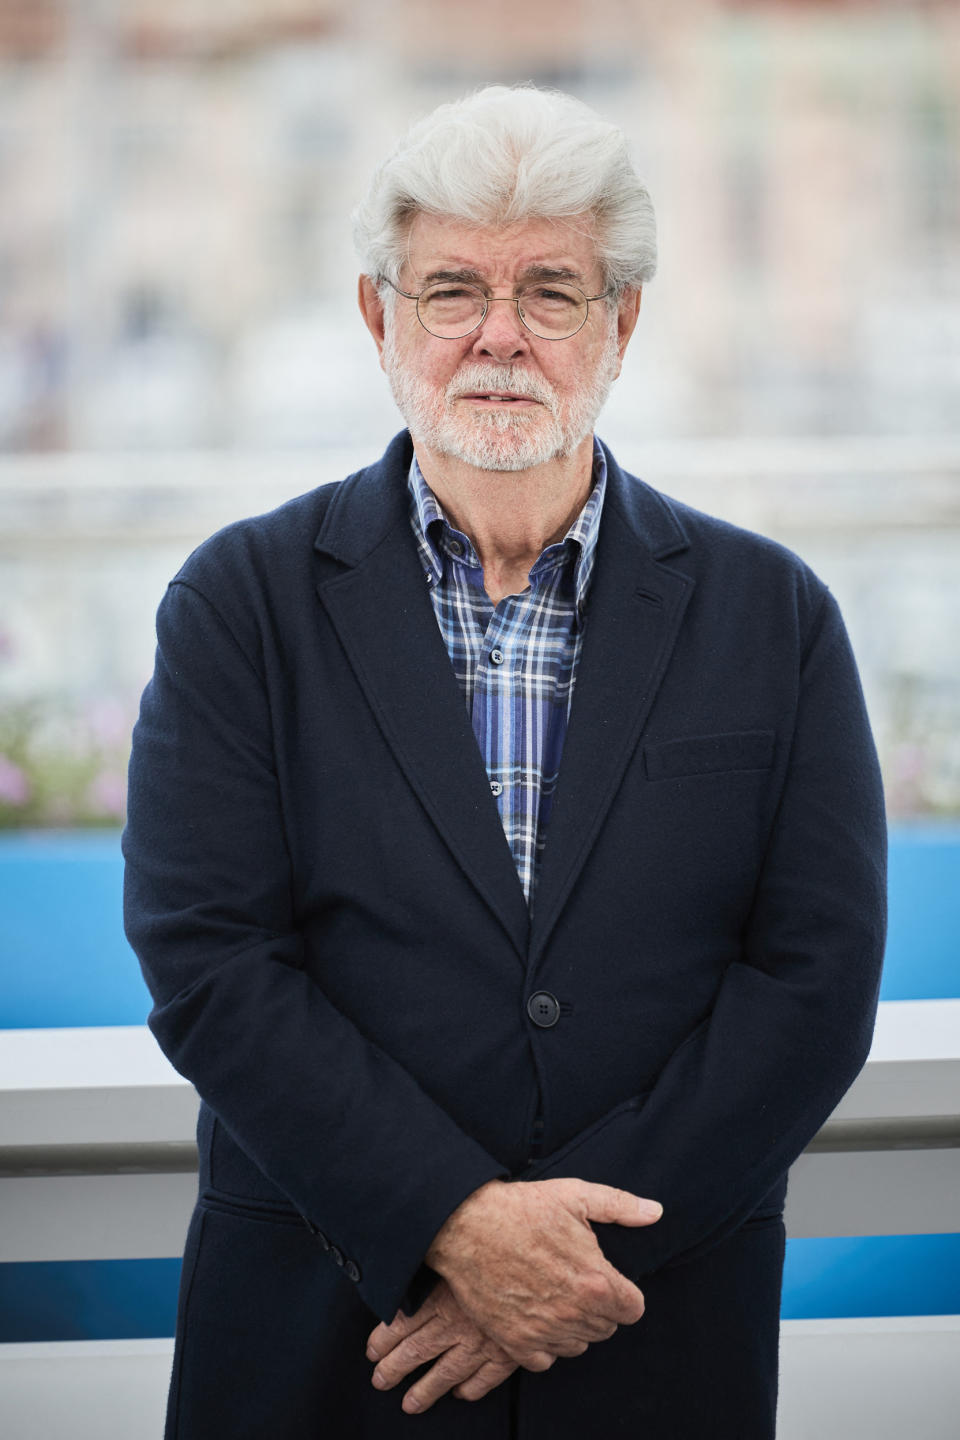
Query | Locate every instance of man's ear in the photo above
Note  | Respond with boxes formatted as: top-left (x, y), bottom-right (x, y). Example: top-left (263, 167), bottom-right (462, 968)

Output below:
top-left (358, 275), bottom-right (387, 367)
top-left (615, 286), bottom-right (642, 367)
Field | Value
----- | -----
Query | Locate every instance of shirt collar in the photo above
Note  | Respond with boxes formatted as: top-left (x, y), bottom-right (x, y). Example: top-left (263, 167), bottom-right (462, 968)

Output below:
top-left (407, 440), bottom-right (608, 624)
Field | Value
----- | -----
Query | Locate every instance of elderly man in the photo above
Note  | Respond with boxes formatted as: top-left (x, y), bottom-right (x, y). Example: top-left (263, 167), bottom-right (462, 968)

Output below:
top-left (123, 86), bottom-right (886, 1439)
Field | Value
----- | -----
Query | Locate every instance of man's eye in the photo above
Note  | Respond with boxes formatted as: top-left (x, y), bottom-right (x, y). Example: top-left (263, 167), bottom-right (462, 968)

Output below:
top-left (527, 287), bottom-right (578, 307)
top-left (427, 287), bottom-right (473, 302)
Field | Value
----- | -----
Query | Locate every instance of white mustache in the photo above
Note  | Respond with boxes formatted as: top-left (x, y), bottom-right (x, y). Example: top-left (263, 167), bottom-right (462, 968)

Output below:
top-left (446, 365), bottom-right (556, 407)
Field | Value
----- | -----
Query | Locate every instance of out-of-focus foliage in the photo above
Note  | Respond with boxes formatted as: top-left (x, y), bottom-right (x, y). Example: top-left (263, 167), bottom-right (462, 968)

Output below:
top-left (0, 698), bottom-right (131, 829)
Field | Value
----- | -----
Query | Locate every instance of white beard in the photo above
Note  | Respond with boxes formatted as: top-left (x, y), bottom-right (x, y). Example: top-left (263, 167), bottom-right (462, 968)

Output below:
top-left (382, 314), bottom-right (621, 472)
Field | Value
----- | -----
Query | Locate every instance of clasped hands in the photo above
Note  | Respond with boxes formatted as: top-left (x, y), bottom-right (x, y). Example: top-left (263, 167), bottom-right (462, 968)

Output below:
top-left (366, 1176), bottom-right (662, 1415)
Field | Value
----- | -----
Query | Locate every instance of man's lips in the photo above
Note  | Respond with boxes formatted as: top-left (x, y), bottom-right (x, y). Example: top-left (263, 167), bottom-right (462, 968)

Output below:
top-left (458, 392), bottom-right (539, 403)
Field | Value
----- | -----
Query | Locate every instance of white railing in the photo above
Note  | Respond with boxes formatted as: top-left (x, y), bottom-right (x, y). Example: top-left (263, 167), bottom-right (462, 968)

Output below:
top-left (1, 1000), bottom-right (959, 1439)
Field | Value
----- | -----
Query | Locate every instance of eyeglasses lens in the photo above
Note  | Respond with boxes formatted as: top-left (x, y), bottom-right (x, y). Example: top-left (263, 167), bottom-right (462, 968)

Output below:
top-left (418, 283), bottom-right (588, 339)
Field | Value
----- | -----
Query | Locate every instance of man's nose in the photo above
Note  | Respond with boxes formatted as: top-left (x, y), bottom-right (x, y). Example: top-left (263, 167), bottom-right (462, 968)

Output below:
top-left (470, 297), bottom-right (530, 362)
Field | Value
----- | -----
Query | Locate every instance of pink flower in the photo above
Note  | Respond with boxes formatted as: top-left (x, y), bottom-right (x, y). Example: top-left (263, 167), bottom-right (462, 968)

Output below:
top-left (86, 768), bottom-right (127, 818)
top-left (0, 755), bottom-right (30, 806)
top-left (85, 698), bottom-right (130, 748)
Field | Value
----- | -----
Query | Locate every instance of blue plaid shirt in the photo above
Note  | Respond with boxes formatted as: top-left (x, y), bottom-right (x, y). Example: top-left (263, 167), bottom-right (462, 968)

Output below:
top-left (408, 443), bottom-right (607, 907)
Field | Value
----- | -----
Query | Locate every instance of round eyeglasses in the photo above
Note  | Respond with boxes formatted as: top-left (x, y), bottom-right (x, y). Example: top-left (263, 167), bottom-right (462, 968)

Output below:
top-left (382, 276), bottom-right (611, 341)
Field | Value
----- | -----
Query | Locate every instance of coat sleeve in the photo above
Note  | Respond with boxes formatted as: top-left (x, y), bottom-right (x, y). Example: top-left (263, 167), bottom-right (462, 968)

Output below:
top-left (122, 577), bottom-right (506, 1322)
top-left (526, 587), bottom-right (887, 1277)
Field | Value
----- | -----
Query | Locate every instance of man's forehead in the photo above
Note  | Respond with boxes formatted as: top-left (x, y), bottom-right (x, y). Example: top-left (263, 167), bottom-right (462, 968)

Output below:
top-left (402, 212), bottom-right (601, 284)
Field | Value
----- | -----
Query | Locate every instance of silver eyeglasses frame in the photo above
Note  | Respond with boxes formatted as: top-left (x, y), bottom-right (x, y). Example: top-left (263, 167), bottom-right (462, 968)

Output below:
top-left (380, 276), bottom-right (613, 341)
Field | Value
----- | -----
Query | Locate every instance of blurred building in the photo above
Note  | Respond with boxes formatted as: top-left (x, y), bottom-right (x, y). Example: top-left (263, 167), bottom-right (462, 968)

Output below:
top-left (0, 0), bottom-right (959, 827)
top-left (0, 0), bottom-right (957, 450)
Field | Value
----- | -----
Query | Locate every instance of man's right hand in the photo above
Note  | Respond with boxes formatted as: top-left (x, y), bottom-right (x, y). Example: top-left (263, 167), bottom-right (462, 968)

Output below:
top-left (424, 1177), bottom-right (662, 1372)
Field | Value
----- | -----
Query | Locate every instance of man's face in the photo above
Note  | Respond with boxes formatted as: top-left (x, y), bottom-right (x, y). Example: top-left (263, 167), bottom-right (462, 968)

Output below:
top-left (367, 213), bottom-right (638, 472)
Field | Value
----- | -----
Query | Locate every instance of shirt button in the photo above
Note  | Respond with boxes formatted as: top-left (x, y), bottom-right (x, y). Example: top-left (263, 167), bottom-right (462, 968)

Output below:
top-left (448, 538), bottom-right (464, 557)
top-left (489, 781), bottom-right (503, 797)
top-left (527, 991), bottom-right (561, 1028)
top-left (490, 648), bottom-right (505, 665)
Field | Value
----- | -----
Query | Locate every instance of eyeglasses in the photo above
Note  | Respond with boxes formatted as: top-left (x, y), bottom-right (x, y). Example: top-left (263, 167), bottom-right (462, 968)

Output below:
top-left (381, 276), bottom-right (612, 341)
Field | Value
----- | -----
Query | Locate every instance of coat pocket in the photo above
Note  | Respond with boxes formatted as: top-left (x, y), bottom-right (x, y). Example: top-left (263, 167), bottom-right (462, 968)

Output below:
top-left (522, 1094), bottom-right (648, 1181)
top-left (199, 1186), bottom-right (304, 1229)
top-left (644, 729), bottom-right (775, 781)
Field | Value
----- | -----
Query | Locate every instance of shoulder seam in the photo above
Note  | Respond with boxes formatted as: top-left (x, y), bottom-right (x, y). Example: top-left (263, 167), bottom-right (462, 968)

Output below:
top-left (167, 577), bottom-right (265, 685)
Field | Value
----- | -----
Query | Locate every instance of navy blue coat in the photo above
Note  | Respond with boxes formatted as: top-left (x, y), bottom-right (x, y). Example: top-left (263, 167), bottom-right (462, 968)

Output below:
top-left (123, 431), bottom-right (886, 1437)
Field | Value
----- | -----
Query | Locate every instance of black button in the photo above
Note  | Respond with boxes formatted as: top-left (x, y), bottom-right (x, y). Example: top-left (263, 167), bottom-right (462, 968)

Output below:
top-left (302, 1217), bottom-right (331, 1251)
top-left (345, 1260), bottom-right (361, 1283)
top-left (527, 991), bottom-right (560, 1028)
top-left (448, 538), bottom-right (464, 557)
top-left (330, 1245), bottom-right (344, 1267)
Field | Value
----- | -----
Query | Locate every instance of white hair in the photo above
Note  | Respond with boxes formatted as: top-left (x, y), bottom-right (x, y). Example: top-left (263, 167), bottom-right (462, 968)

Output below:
top-left (352, 85), bottom-right (657, 295)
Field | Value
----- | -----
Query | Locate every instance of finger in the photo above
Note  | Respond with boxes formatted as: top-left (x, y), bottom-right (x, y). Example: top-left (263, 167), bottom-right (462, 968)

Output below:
top-left (547, 1303), bottom-right (619, 1344)
top-left (601, 1267), bottom-right (646, 1326)
top-left (547, 1337), bottom-right (590, 1359)
top-left (574, 1181), bottom-right (663, 1228)
top-left (367, 1302), bottom-right (436, 1361)
top-left (400, 1346), bottom-right (490, 1415)
top-left (367, 1322), bottom-right (409, 1362)
top-left (516, 1349), bottom-right (556, 1373)
top-left (453, 1358), bottom-right (519, 1402)
top-left (372, 1318), bottom-right (453, 1390)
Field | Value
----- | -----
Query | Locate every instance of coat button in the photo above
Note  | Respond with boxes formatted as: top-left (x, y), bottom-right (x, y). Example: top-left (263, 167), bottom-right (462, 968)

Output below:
top-left (527, 991), bottom-right (560, 1028)
top-left (330, 1245), bottom-right (345, 1267)
top-left (345, 1260), bottom-right (361, 1283)
top-left (302, 1217), bottom-right (331, 1252)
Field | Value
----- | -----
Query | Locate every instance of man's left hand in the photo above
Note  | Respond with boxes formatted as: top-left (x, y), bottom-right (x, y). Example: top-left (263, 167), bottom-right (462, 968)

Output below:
top-left (367, 1279), bottom-right (519, 1414)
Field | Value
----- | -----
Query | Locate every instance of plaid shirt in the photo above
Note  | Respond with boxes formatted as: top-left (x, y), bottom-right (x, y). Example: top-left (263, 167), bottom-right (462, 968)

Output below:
top-left (408, 443), bottom-right (607, 907)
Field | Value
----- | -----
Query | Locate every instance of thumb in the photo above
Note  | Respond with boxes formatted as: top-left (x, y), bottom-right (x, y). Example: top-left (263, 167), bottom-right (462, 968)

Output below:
top-left (603, 1263), bottom-right (648, 1325)
top-left (577, 1181), bottom-right (663, 1229)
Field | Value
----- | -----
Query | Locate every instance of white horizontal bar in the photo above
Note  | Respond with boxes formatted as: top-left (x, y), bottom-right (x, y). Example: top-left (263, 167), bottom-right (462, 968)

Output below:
top-left (785, 1148), bottom-right (960, 1237)
top-left (0, 1028), bottom-right (196, 1148)
top-left (0, 1173), bottom-right (197, 1262)
top-left (2, 1321), bottom-right (958, 1440)
top-left (1, 1002), bottom-right (958, 1256)
top-left (0, 1026), bottom-right (187, 1092)
top-left (4, 1001), bottom-right (958, 1149)
top-left (778, 1316), bottom-right (960, 1440)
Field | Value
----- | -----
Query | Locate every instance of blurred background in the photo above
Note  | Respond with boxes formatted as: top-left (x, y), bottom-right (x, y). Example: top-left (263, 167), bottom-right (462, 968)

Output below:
top-left (0, 1), bottom-right (958, 1427)
top-left (0, 0), bottom-right (958, 825)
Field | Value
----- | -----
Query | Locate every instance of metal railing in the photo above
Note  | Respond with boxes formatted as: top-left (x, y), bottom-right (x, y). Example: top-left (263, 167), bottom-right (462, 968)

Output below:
top-left (1, 1000), bottom-right (958, 1259)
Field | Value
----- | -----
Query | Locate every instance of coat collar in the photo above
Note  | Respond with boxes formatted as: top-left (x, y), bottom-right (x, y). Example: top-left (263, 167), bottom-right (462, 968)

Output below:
top-left (313, 431), bottom-right (694, 963)
top-left (314, 431), bottom-right (690, 570)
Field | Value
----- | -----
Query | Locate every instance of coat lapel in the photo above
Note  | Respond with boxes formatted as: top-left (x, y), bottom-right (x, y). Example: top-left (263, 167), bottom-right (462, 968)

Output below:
top-left (529, 448), bottom-right (695, 963)
top-left (313, 433), bottom-right (529, 960)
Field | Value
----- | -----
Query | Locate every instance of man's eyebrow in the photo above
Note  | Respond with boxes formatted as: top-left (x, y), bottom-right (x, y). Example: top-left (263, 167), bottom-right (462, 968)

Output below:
top-left (519, 264), bottom-right (584, 285)
top-left (417, 263), bottom-right (588, 288)
top-left (420, 266), bottom-right (487, 286)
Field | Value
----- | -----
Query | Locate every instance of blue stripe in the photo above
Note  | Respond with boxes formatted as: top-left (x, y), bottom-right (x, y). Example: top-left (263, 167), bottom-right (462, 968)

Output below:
top-left (1, 825), bottom-right (958, 1027)
top-left (0, 1258), bottom-right (181, 1342)
top-left (3, 1237), bottom-right (959, 1341)
top-left (883, 824), bottom-right (960, 1001)
top-left (781, 1234), bottom-right (960, 1320)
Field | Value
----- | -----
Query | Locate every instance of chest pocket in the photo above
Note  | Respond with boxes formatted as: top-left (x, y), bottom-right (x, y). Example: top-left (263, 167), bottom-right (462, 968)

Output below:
top-left (644, 729), bottom-right (775, 781)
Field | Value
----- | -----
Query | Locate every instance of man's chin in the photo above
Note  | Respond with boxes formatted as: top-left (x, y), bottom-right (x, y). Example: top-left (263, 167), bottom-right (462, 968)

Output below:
top-left (429, 417), bottom-right (572, 472)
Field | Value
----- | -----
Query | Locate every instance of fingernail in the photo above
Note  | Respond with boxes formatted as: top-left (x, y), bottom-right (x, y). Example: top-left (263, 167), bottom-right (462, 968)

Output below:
top-left (366, 1344), bottom-right (381, 1361)
top-left (641, 1199), bottom-right (663, 1218)
top-left (403, 1395), bottom-right (421, 1414)
top-left (372, 1370), bottom-right (387, 1389)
